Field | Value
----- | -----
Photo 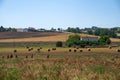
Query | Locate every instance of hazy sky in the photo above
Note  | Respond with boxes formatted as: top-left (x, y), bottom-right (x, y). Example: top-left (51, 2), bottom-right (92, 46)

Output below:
top-left (0, 0), bottom-right (120, 29)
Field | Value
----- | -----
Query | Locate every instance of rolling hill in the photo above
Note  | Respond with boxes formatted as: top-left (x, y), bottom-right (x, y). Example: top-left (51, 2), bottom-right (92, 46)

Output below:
top-left (0, 32), bottom-right (119, 43)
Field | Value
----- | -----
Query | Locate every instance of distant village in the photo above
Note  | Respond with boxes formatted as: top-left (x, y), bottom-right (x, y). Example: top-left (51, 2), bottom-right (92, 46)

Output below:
top-left (16, 27), bottom-right (66, 32)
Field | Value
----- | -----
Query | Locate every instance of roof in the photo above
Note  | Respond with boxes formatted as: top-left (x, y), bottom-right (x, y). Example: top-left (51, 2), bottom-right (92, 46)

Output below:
top-left (81, 36), bottom-right (98, 39)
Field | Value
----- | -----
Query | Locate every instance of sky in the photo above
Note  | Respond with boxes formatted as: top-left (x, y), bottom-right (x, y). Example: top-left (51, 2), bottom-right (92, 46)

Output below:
top-left (0, 0), bottom-right (120, 29)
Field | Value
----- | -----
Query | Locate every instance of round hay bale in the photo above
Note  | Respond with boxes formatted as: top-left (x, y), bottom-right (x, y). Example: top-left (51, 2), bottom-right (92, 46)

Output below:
top-left (117, 49), bottom-right (120, 52)
top-left (37, 49), bottom-right (40, 52)
top-left (14, 50), bottom-right (17, 53)
top-left (26, 46), bottom-right (29, 49)
top-left (48, 49), bottom-right (50, 52)
top-left (47, 54), bottom-right (50, 58)
top-left (69, 49), bottom-right (72, 52)
top-left (10, 54), bottom-right (13, 58)
top-left (80, 50), bottom-right (83, 52)
top-left (26, 55), bottom-right (28, 58)
top-left (2, 56), bottom-right (4, 59)
top-left (7, 55), bottom-right (9, 59)
top-left (52, 48), bottom-right (56, 51)
top-left (40, 47), bottom-right (42, 49)
top-left (15, 55), bottom-right (18, 58)
top-left (28, 49), bottom-right (31, 52)
top-left (87, 48), bottom-right (91, 51)
top-left (109, 46), bottom-right (112, 49)
top-left (74, 49), bottom-right (77, 52)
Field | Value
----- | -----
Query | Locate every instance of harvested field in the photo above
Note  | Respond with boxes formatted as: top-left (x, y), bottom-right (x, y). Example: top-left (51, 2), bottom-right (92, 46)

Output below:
top-left (0, 32), bottom-right (119, 42)
top-left (0, 52), bottom-right (120, 80)
top-left (0, 32), bottom-right (63, 39)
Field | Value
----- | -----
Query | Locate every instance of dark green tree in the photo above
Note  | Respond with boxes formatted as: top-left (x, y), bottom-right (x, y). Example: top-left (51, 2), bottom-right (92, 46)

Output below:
top-left (98, 36), bottom-right (111, 45)
top-left (66, 34), bottom-right (80, 47)
top-left (56, 41), bottom-right (63, 47)
top-left (87, 30), bottom-right (93, 35)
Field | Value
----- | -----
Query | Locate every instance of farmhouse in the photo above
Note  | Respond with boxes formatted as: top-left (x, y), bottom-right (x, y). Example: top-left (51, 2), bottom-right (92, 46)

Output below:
top-left (17, 28), bottom-right (28, 32)
top-left (80, 36), bottom-right (98, 42)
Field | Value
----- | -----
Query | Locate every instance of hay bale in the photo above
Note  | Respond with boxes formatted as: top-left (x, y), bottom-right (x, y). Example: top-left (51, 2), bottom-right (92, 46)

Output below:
top-left (26, 46), bottom-right (29, 49)
top-left (87, 48), bottom-right (91, 51)
top-left (15, 55), bottom-right (18, 58)
top-left (80, 50), bottom-right (83, 52)
top-left (7, 55), bottom-right (9, 59)
top-left (31, 48), bottom-right (33, 50)
top-left (37, 49), bottom-right (40, 52)
top-left (10, 54), bottom-right (13, 58)
top-left (117, 49), bottom-right (120, 52)
top-left (40, 47), bottom-right (42, 49)
top-left (2, 56), bottom-right (4, 59)
top-left (74, 49), bottom-right (77, 52)
top-left (48, 49), bottom-right (50, 52)
top-left (26, 55), bottom-right (28, 58)
top-left (14, 50), bottom-right (17, 53)
top-left (109, 46), bottom-right (112, 49)
top-left (69, 49), bottom-right (72, 52)
top-left (52, 48), bottom-right (56, 51)
top-left (47, 54), bottom-right (50, 58)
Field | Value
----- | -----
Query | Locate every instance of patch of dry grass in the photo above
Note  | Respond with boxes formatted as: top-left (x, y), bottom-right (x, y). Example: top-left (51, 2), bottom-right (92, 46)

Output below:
top-left (0, 52), bottom-right (120, 80)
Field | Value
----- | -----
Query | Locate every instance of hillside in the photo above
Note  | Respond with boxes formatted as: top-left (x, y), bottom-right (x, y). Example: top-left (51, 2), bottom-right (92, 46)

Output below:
top-left (0, 32), bottom-right (119, 43)
top-left (0, 32), bottom-right (63, 39)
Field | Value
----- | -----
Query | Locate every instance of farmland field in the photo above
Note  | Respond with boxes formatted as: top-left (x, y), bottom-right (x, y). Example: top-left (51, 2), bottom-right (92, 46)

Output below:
top-left (0, 32), bottom-right (120, 80)
top-left (0, 32), bottom-right (119, 42)
top-left (0, 45), bottom-right (120, 80)
top-left (0, 50), bottom-right (120, 80)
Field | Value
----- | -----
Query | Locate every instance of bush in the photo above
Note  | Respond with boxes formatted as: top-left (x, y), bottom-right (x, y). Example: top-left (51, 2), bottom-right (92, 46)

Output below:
top-left (56, 41), bottom-right (63, 47)
top-left (98, 36), bottom-right (111, 45)
top-left (66, 34), bottom-right (80, 47)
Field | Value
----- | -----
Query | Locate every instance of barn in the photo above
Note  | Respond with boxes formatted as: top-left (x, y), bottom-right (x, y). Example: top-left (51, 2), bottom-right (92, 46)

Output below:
top-left (80, 36), bottom-right (98, 42)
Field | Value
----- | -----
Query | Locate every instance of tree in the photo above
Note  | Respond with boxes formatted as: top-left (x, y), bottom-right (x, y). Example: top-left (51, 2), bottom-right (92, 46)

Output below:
top-left (0, 26), bottom-right (6, 32)
top-left (66, 34), bottom-right (80, 47)
top-left (87, 30), bottom-right (93, 35)
top-left (98, 36), bottom-right (111, 45)
top-left (66, 27), bottom-right (81, 33)
top-left (56, 41), bottom-right (63, 47)
top-left (94, 28), bottom-right (117, 38)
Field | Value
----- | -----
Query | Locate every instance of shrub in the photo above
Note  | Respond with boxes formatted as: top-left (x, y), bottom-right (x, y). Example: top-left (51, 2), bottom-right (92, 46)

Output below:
top-left (56, 41), bottom-right (63, 47)
top-left (66, 34), bottom-right (80, 47)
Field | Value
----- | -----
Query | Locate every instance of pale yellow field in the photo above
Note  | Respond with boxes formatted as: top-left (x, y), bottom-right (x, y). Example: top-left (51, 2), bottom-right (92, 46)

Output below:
top-left (0, 33), bottom-right (119, 42)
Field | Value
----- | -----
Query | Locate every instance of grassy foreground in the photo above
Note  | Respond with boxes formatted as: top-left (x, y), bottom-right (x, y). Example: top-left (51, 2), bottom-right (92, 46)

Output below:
top-left (0, 52), bottom-right (120, 80)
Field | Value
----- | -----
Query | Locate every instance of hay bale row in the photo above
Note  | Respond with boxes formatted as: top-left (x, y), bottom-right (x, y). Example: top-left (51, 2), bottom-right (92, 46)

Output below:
top-left (4, 54), bottom-right (18, 59)
top-left (68, 49), bottom-right (83, 52)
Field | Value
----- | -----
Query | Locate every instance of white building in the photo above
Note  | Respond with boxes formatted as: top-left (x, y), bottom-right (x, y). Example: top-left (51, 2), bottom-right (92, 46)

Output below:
top-left (17, 28), bottom-right (28, 32)
top-left (80, 36), bottom-right (98, 42)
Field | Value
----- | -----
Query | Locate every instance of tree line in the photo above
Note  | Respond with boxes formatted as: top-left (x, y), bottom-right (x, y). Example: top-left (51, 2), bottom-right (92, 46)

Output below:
top-left (66, 26), bottom-right (120, 38)
top-left (0, 26), bottom-right (17, 32)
